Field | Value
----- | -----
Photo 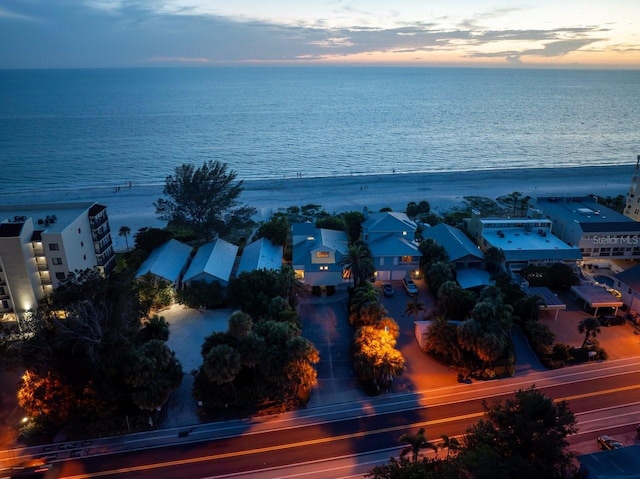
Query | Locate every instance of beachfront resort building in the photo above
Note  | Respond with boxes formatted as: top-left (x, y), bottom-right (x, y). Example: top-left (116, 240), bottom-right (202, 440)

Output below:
top-left (361, 210), bottom-right (422, 281)
top-left (0, 202), bottom-right (115, 319)
top-left (530, 196), bottom-right (640, 261)
top-left (291, 223), bottom-right (349, 291)
top-left (466, 216), bottom-right (582, 274)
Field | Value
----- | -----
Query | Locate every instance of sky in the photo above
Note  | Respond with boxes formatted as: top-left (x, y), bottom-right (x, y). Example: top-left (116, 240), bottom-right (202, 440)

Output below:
top-left (1, 0), bottom-right (639, 69)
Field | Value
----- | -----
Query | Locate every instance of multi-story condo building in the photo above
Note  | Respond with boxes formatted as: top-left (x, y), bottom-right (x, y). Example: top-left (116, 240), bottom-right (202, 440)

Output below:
top-left (530, 196), bottom-right (640, 261)
top-left (0, 202), bottom-right (115, 319)
top-left (624, 155), bottom-right (640, 221)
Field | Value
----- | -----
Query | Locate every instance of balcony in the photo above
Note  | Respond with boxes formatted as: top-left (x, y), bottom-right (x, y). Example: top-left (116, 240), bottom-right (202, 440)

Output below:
top-left (89, 212), bottom-right (108, 229)
top-left (94, 237), bottom-right (113, 255)
top-left (92, 225), bottom-right (111, 243)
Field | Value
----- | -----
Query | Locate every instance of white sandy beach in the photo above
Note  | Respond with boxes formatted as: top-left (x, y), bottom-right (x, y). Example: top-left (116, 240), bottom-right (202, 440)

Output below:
top-left (0, 165), bottom-right (633, 251)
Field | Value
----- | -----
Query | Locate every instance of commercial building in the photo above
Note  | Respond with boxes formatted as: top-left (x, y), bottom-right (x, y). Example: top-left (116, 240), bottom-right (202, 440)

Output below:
top-left (0, 202), bottom-right (115, 319)
top-left (530, 196), bottom-right (640, 261)
top-left (466, 216), bottom-right (582, 274)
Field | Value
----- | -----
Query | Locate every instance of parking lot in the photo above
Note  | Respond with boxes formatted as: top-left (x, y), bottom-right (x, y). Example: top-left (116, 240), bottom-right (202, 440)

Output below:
top-left (539, 289), bottom-right (640, 359)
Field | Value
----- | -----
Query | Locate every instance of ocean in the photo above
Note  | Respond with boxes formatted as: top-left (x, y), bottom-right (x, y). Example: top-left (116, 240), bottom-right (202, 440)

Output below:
top-left (1, 67), bottom-right (638, 194)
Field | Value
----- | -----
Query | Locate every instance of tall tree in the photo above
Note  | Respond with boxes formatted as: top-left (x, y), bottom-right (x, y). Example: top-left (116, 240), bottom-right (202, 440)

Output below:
top-left (399, 427), bottom-right (438, 462)
top-left (118, 225), bottom-right (131, 250)
top-left (460, 386), bottom-right (577, 478)
top-left (154, 160), bottom-right (256, 241)
top-left (578, 316), bottom-right (601, 348)
top-left (339, 242), bottom-right (375, 288)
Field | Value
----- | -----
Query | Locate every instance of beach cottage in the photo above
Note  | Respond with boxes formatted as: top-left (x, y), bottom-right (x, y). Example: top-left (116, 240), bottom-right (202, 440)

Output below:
top-left (236, 237), bottom-right (283, 275)
top-left (361, 210), bottom-right (421, 281)
top-left (183, 238), bottom-right (239, 287)
top-left (135, 238), bottom-right (193, 288)
top-left (421, 223), bottom-right (491, 289)
top-left (291, 223), bottom-right (349, 291)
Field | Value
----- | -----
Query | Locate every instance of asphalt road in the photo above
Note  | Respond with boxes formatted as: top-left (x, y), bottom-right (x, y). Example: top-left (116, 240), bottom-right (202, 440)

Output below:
top-left (37, 356), bottom-right (640, 479)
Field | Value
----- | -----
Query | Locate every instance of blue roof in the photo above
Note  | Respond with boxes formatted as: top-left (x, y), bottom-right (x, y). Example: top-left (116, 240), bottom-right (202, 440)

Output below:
top-left (422, 223), bottom-right (483, 262)
top-left (362, 211), bottom-right (417, 233)
top-left (368, 234), bottom-right (420, 257)
top-left (135, 239), bottom-right (193, 284)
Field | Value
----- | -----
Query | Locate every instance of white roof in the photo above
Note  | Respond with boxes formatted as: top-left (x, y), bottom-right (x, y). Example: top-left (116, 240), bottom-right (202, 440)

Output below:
top-left (183, 238), bottom-right (239, 284)
top-left (135, 239), bottom-right (193, 283)
top-left (237, 237), bottom-right (283, 275)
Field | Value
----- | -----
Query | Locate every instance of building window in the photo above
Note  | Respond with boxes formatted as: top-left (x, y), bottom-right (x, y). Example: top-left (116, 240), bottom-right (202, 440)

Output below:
top-left (81, 241), bottom-right (84, 247)
top-left (55, 272), bottom-right (66, 280)
top-left (83, 254), bottom-right (86, 260)
top-left (78, 228), bottom-right (81, 234)
top-left (52, 258), bottom-right (62, 265)
top-left (316, 251), bottom-right (330, 259)
top-left (49, 243), bottom-right (59, 251)
top-left (399, 255), bottom-right (414, 263)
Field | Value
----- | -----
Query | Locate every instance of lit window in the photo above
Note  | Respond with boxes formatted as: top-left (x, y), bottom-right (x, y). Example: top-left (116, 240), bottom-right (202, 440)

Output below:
top-left (316, 251), bottom-right (330, 259)
top-left (400, 255), bottom-right (413, 263)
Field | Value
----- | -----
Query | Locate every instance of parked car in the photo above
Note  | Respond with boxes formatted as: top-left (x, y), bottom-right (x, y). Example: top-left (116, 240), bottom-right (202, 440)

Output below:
top-left (598, 315), bottom-right (626, 327)
top-left (381, 283), bottom-right (395, 297)
top-left (402, 277), bottom-right (419, 296)
top-left (597, 435), bottom-right (624, 450)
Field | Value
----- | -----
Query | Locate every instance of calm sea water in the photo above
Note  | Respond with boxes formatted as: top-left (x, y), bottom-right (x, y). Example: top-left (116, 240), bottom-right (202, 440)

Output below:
top-left (1, 67), bottom-right (638, 194)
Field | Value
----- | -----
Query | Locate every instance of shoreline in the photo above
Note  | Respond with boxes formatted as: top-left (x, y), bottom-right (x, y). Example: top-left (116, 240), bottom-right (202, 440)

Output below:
top-left (0, 164), bottom-right (634, 251)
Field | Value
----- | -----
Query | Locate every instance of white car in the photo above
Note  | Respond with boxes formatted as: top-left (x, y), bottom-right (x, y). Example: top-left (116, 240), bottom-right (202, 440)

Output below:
top-left (402, 277), bottom-right (419, 296)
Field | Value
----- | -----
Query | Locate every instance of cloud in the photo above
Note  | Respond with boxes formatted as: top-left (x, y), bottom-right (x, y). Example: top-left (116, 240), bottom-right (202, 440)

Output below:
top-left (0, 1), bottom-right (635, 68)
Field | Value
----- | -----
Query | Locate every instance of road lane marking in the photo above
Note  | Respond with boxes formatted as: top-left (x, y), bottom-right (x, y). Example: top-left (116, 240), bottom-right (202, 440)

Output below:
top-left (60, 383), bottom-right (640, 478)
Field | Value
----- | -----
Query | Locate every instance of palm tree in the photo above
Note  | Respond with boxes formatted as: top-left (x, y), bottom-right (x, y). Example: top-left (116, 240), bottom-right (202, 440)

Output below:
top-left (404, 298), bottom-right (427, 320)
top-left (399, 427), bottom-right (438, 462)
top-left (339, 242), bottom-right (374, 288)
top-left (508, 191), bottom-right (522, 217)
top-left (439, 434), bottom-right (461, 459)
top-left (119, 225), bottom-right (131, 250)
top-left (578, 316), bottom-right (601, 348)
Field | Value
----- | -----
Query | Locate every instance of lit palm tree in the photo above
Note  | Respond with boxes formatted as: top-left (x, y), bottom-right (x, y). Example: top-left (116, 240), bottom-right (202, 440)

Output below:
top-left (119, 225), bottom-right (131, 251)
